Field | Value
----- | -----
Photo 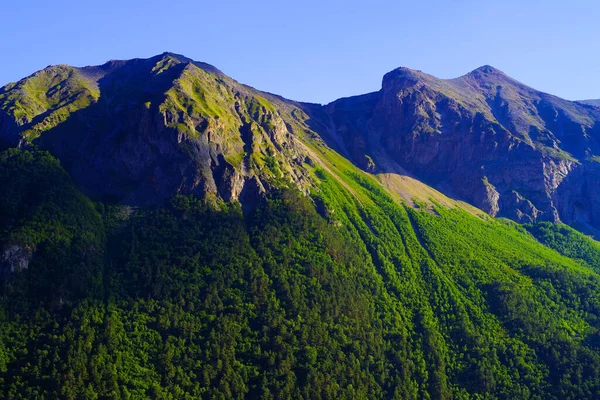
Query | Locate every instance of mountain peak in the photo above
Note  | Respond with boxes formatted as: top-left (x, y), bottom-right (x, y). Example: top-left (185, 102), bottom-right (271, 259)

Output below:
top-left (381, 66), bottom-right (435, 89)
top-left (386, 66), bottom-right (427, 78)
top-left (166, 52), bottom-right (223, 75)
top-left (157, 51), bottom-right (193, 63)
top-left (85, 53), bottom-right (224, 77)
top-left (467, 65), bottom-right (506, 78)
top-left (473, 64), bottom-right (501, 73)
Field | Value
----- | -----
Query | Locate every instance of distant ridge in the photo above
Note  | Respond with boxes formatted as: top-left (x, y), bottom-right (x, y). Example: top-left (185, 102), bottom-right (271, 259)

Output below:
top-left (578, 99), bottom-right (600, 107)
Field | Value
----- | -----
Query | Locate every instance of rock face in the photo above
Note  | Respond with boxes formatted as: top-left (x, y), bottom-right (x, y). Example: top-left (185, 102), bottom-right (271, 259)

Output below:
top-left (0, 244), bottom-right (30, 275)
top-left (314, 65), bottom-right (600, 233)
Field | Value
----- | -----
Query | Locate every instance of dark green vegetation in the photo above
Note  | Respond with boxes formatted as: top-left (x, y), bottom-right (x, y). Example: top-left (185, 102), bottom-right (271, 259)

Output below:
top-left (3, 149), bottom-right (600, 399)
top-left (0, 149), bottom-right (104, 308)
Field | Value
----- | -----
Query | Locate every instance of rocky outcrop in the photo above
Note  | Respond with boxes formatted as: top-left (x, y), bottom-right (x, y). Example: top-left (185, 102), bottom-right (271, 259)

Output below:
top-left (0, 244), bottom-right (31, 275)
top-left (554, 161), bottom-right (600, 235)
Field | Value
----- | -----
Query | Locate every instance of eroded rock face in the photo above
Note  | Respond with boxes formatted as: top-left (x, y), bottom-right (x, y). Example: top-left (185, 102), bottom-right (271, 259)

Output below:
top-left (318, 65), bottom-right (600, 230)
top-left (554, 162), bottom-right (600, 235)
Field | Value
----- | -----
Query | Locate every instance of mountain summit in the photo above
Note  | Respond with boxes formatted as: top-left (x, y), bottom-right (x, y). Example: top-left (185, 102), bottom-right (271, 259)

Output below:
top-left (468, 64), bottom-right (506, 76)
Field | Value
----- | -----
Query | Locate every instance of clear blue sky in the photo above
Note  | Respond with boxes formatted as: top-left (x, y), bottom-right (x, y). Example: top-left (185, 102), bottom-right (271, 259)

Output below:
top-left (2, 0), bottom-right (599, 104)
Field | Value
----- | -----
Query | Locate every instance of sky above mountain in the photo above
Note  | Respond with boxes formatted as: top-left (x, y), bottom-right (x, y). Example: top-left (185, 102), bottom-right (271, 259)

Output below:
top-left (2, 0), bottom-right (599, 104)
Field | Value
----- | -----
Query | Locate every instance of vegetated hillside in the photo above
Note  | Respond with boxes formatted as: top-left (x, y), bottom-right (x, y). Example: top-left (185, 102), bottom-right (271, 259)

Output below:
top-left (526, 221), bottom-right (600, 271)
top-left (4, 148), bottom-right (600, 399)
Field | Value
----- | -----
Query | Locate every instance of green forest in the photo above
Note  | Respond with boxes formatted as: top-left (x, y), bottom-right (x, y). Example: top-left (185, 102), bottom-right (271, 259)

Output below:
top-left (3, 149), bottom-right (600, 399)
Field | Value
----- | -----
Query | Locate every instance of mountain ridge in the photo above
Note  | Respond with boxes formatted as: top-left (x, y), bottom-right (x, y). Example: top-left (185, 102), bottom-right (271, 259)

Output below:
top-left (2, 53), bottom-right (600, 234)
top-left (579, 99), bottom-right (600, 107)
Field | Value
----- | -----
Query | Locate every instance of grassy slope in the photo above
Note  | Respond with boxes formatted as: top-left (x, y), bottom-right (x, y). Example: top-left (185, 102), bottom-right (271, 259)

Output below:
top-left (0, 66), bottom-right (99, 140)
top-left (304, 137), bottom-right (600, 398)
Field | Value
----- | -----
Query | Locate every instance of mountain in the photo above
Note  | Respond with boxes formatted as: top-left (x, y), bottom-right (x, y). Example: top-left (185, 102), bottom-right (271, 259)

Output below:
top-left (0, 53), bottom-right (314, 205)
top-left (3, 57), bottom-right (600, 235)
top-left (3, 54), bottom-right (600, 398)
top-left (317, 65), bottom-right (600, 235)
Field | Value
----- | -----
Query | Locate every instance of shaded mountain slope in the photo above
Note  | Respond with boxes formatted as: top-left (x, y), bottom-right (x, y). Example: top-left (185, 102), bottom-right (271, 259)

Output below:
top-left (0, 53), bottom-right (314, 205)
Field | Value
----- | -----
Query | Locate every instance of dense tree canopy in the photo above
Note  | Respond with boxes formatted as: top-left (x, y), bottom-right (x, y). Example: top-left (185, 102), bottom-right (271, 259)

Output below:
top-left (3, 150), bottom-right (600, 399)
